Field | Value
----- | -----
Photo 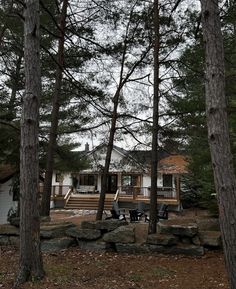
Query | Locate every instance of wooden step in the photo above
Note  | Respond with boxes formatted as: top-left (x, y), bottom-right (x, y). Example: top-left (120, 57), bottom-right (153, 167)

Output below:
top-left (64, 195), bottom-right (113, 210)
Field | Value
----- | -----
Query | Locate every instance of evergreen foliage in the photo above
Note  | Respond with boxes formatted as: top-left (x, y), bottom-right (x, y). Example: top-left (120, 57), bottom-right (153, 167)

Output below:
top-left (0, 0), bottom-right (236, 216)
top-left (165, 2), bottom-right (236, 215)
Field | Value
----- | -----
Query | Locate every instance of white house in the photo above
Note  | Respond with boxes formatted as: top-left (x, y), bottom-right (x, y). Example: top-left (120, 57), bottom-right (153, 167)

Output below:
top-left (0, 165), bottom-right (18, 224)
top-left (51, 144), bottom-right (188, 204)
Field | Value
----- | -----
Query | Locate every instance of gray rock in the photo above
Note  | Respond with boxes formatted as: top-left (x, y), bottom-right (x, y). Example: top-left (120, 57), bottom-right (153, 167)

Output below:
top-left (199, 231), bottom-right (222, 247)
top-left (9, 217), bottom-right (20, 227)
top-left (41, 237), bottom-right (75, 252)
top-left (81, 219), bottom-right (128, 232)
top-left (0, 235), bottom-right (10, 246)
top-left (80, 221), bottom-right (97, 230)
top-left (116, 243), bottom-right (150, 254)
top-left (78, 240), bottom-right (113, 251)
top-left (181, 237), bottom-right (192, 244)
top-left (157, 221), bottom-right (198, 237)
top-left (170, 244), bottom-right (204, 256)
top-left (197, 219), bottom-right (220, 231)
top-left (40, 222), bottom-right (75, 239)
top-left (9, 236), bottom-right (20, 247)
top-left (40, 216), bottom-right (51, 223)
top-left (148, 244), bottom-right (204, 256)
top-left (66, 227), bottom-right (101, 240)
top-left (103, 226), bottom-right (135, 243)
top-left (147, 233), bottom-right (179, 246)
top-left (192, 235), bottom-right (201, 246)
top-left (0, 224), bottom-right (19, 236)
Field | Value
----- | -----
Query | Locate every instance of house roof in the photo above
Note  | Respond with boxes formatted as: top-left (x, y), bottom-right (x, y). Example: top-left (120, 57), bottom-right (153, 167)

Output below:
top-left (128, 149), bottom-right (169, 167)
top-left (0, 165), bottom-right (17, 183)
top-left (158, 155), bottom-right (189, 174)
top-left (82, 143), bottom-right (188, 174)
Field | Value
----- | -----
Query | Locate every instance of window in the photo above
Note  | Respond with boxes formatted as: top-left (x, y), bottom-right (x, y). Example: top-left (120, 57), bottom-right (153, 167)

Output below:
top-left (79, 174), bottom-right (97, 186)
top-left (122, 175), bottom-right (141, 187)
top-left (55, 173), bottom-right (62, 182)
top-left (163, 174), bottom-right (173, 188)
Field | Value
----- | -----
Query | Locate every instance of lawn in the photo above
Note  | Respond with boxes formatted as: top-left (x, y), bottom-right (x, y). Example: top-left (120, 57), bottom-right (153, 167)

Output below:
top-left (0, 246), bottom-right (228, 289)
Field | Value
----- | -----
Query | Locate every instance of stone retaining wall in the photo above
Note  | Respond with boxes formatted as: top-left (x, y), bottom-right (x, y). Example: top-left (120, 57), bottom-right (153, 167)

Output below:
top-left (0, 218), bottom-right (222, 256)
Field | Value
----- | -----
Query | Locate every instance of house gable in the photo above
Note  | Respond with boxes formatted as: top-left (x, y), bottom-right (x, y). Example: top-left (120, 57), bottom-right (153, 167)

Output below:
top-left (84, 144), bottom-right (145, 173)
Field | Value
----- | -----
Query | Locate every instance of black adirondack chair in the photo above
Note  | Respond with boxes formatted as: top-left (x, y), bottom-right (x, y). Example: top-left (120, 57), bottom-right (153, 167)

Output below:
top-left (105, 202), bottom-right (126, 221)
top-left (129, 209), bottom-right (140, 222)
top-left (145, 204), bottom-right (169, 222)
top-left (129, 202), bottom-right (147, 222)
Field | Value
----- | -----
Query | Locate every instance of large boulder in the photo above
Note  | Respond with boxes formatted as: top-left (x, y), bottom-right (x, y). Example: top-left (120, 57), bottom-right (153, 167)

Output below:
top-left (41, 237), bottom-right (75, 252)
top-left (157, 220), bottom-right (198, 237)
top-left (192, 235), bottom-right (201, 246)
top-left (40, 216), bottom-right (51, 223)
top-left (199, 231), bottom-right (222, 248)
top-left (40, 222), bottom-right (75, 239)
top-left (197, 219), bottom-right (220, 231)
top-left (0, 235), bottom-right (19, 247)
top-left (8, 217), bottom-right (20, 227)
top-left (78, 240), bottom-right (113, 251)
top-left (116, 243), bottom-right (150, 254)
top-left (80, 221), bottom-right (97, 230)
top-left (147, 233), bottom-right (179, 246)
top-left (81, 219), bottom-right (128, 232)
top-left (148, 244), bottom-right (204, 256)
top-left (103, 225), bottom-right (135, 243)
top-left (66, 227), bottom-right (101, 240)
top-left (0, 224), bottom-right (19, 236)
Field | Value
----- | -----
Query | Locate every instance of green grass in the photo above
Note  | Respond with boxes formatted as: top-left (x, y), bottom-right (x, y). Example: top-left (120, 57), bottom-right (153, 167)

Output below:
top-left (44, 263), bottom-right (75, 284)
top-left (0, 272), bottom-right (5, 282)
top-left (95, 260), bottom-right (105, 268)
top-left (149, 266), bottom-right (176, 278)
top-left (129, 273), bottom-right (143, 282)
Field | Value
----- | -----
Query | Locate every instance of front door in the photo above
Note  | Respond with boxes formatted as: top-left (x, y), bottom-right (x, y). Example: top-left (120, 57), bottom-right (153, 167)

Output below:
top-left (106, 174), bottom-right (118, 194)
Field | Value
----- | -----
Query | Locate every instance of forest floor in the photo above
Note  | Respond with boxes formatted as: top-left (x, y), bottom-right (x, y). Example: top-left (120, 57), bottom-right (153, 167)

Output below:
top-left (0, 208), bottom-right (229, 289)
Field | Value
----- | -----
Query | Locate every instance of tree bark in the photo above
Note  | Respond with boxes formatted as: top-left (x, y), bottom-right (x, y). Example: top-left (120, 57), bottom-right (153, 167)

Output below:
top-left (14, 0), bottom-right (44, 286)
top-left (149, 0), bottom-right (160, 234)
top-left (41, 0), bottom-right (68, 216)
top-left (96, 3), bottom-right (152, 220)
top-left (201, 0), bottom-right (236, 288)
top-left (96, 88), bottom-right (121, 220)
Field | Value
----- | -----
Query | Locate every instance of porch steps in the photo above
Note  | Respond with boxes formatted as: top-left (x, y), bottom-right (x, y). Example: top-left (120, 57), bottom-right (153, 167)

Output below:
top-left (64, 194), bottom-right (114, 210)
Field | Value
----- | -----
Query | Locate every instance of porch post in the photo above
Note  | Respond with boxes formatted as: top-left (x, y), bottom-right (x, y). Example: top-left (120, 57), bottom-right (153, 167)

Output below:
top-left (176, 175), bottom-right (180, 202)
top-left (52, 185), bottom-right (56, 197)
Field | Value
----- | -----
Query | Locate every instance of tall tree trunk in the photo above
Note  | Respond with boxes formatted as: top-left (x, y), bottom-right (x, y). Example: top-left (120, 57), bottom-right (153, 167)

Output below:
top-left (14, 0), bottom-right (44, 286)
top-left (41, 0), bottom-right (68, 216)
top-left (201, 0), bottom-right (236, 288)
top-left (96, 3), bottom-right (151, 220)
top-left (149, 0), bottom-right (160, 234)
top-left (96, 88), bottom-right (121, 220)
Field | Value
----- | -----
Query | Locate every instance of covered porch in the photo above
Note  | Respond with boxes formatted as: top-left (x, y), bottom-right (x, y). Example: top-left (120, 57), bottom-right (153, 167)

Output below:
top-left (49, 183), bottom-right (181, 211)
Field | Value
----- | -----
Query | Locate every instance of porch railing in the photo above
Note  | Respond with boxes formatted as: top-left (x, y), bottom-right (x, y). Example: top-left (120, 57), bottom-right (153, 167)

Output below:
top-left (64, 187), bottom-right (73, 206)
top-left (117, 186), bottom-right (176, 199)
top-left (48, 185), bottom-right (177, 200)
top-left (51, 185), bottom-right (73, 197)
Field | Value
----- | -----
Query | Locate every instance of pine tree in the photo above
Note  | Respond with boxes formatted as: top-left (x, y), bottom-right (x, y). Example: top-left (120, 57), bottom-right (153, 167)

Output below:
top-left (14, 0), bottom-right (45, 285)
top-left (201, 0), bottom-right (236, 287)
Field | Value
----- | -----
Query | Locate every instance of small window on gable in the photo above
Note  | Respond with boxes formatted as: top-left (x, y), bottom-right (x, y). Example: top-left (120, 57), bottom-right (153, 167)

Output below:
top-left (55, 173), bottom-right (62, 182)
top-left (163, 174), bottom-right (173, 188)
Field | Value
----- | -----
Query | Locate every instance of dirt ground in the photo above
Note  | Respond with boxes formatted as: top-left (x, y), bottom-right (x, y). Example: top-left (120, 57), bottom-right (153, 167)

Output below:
top-left (0, 209), bottom-right (229, 289)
